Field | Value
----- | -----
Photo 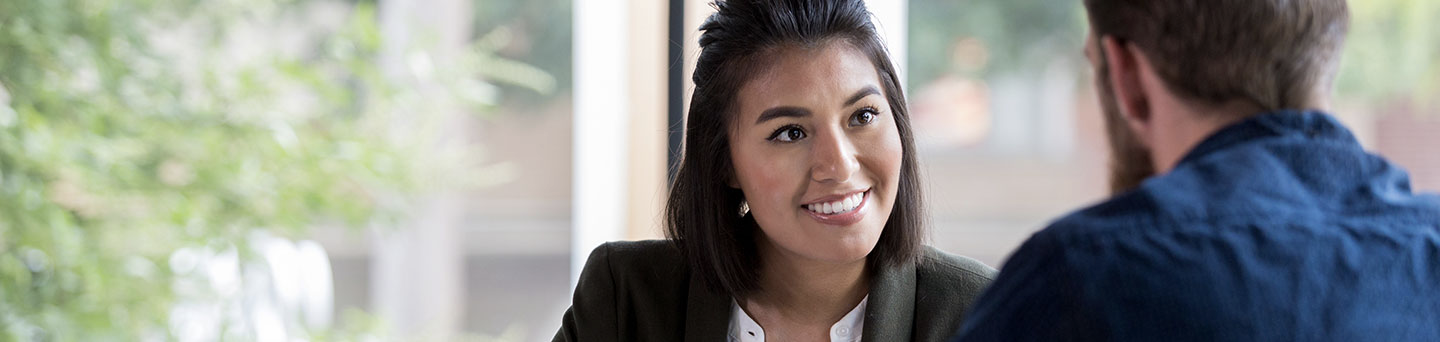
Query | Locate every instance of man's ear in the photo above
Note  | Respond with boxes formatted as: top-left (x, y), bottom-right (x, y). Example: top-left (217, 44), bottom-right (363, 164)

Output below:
top-left (1100, 36), bottom-right (1153, 141)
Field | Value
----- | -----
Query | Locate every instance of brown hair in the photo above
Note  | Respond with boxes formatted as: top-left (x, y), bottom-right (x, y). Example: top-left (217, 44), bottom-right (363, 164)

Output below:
top-left (1083, 0), bottom-right (1350, 112)
top-left (665, 0), bottom-right (925, 297)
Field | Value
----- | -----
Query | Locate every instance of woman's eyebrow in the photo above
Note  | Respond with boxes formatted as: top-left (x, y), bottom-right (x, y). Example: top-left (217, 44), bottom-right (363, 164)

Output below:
top-left (755, 106), bottom-right (811, 125)
top-left (844, 86), bottom-right (880, 107)
top-left (754, 85), bottom-right (879, 125)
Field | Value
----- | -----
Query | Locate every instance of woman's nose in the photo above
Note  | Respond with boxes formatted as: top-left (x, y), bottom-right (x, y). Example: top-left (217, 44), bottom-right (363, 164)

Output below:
top-left (810, 128), bottom-right (859, 183)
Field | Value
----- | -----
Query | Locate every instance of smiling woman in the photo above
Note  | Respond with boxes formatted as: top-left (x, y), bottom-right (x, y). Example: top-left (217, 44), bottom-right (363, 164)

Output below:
top-left (554, 1), bottom-right (995, 341)
top-left (730, 43), bottom-right (904, 278)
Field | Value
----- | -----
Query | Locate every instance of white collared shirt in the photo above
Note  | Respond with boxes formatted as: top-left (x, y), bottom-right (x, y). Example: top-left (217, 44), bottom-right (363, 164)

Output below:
top-left (727, 295), bottom-right (868, 342)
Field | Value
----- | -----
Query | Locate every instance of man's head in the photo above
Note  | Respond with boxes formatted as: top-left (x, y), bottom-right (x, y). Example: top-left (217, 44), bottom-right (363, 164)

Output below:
top-left (1082, 0), bottom-right (1350, 193)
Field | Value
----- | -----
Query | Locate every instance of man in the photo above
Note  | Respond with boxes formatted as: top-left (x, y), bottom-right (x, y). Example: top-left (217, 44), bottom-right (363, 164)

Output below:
top-left (951, 0), bottom-right (1440, 341)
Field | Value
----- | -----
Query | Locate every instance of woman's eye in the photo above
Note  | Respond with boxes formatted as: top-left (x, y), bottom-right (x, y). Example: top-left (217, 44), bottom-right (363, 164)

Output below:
top-left (768, 126), bottom-right (807, 142)
top-left (850, 107), bottom-right (879, 126)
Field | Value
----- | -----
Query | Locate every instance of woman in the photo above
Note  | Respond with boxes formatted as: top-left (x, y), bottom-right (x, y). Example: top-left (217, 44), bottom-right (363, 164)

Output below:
top-left (555, 1), bottom-right (995, 341)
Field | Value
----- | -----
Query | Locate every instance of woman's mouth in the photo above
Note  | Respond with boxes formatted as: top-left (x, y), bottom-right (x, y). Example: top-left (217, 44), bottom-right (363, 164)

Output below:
top-left (804, 190), bottom-right (865, 215)
top-left (801, 190), bottom-right (869, 226)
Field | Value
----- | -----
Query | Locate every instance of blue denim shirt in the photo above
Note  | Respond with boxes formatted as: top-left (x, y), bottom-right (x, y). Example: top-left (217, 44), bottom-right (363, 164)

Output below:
top-left (951, 111), bottom-right (1440, 341)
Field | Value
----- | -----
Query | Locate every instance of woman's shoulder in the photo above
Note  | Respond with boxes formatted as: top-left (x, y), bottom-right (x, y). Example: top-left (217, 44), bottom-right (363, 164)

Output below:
top-left (917, 246), bottom-right (998, 283)
top-left (595, 239), bottom-right (684, 260)
top-left (874, 247), bottom-right (998, 341)
top-left (578, 239), bottom-right (690, 289)
top-left (560, 240), bottom-right (698, 341)
top-left (914, 246), bottom-right (997, 302)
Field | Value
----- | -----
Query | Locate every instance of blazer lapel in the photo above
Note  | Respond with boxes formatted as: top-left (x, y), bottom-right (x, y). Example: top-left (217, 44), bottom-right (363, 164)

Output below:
top-left (861, 260), bottom-right (917, 341)
top-left (684, 271), bottom-right (731, 341)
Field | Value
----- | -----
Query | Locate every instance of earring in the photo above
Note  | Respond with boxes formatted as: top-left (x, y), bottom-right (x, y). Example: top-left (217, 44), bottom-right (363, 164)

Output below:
top-left (739, 200), bottom-right (750, 217)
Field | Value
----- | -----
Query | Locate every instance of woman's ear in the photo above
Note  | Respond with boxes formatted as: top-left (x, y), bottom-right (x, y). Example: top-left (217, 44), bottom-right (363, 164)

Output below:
top-left (1101, 36), bottom-right (1153, 144)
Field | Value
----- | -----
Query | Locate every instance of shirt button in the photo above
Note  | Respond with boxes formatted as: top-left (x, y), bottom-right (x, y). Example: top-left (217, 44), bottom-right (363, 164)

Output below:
top-left (835, 327), bottom-right (850, 336)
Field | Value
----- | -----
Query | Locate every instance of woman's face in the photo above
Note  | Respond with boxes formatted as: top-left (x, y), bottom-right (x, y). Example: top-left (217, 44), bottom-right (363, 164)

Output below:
top-left (729, 42), bottom-right (903, 266)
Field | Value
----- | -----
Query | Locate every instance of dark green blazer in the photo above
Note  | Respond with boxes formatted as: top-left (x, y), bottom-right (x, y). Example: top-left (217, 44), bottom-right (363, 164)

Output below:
top-left (554, 240), bottom-right (997, 341)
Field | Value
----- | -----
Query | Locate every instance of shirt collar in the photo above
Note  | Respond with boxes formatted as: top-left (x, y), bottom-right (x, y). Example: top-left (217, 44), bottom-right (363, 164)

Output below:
top-left (693, 257), bottom-right (918, 342)
top-left (1176, 110), bottom-right (1359, 168)
top-left (728, 295), bottom-right (869, 342)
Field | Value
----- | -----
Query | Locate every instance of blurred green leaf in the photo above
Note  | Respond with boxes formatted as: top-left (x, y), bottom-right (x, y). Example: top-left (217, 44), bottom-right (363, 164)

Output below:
top-left (1336, 0), bottom-right (1440, 109)
top-left (0, 0), bottom-right (539, 339)
top-left (907, 0), bottom-right (1440, 112)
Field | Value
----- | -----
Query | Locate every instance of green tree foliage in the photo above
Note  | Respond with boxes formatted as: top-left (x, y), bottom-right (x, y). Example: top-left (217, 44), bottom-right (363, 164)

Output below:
top-left (908, 0), bottom-right (1440, 110)
top-left (907, 0), bottom-right (1084, 88)
top-left (1338, 0), bottom-right (1440, 109)
top-left (0, 0), bottom-right (535, 339)
top-left (470, 0), bottom-right (570, 104)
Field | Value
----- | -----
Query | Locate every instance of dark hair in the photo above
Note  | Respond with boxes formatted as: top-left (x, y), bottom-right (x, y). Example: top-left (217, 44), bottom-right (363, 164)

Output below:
top-left (1084, 0), bottom-right (1350, 112)
top-left (664, 0), bottom-right (925, 297)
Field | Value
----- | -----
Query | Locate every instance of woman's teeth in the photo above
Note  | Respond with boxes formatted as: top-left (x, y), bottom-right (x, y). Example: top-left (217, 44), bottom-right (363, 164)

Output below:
top-left (805, 191), bottom-right (864, 215)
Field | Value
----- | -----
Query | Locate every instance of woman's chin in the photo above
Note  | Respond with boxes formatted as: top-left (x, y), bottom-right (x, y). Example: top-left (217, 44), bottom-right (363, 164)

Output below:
top-left (805, 244), bottom-right (877, 265)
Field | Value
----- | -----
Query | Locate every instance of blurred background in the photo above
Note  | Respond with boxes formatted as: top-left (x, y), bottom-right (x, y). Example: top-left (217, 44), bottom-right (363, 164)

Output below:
top-left (1, 0), bottom-right (1436, 340)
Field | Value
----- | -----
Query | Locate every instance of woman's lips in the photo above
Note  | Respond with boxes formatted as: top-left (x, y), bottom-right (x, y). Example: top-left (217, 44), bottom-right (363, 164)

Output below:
top-left (802, 190), bottom-right (868, 226)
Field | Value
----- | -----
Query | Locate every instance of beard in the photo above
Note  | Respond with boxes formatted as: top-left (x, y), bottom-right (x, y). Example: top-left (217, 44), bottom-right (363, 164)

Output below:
top-left (1096, 63), bottom-right (1156, 195)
